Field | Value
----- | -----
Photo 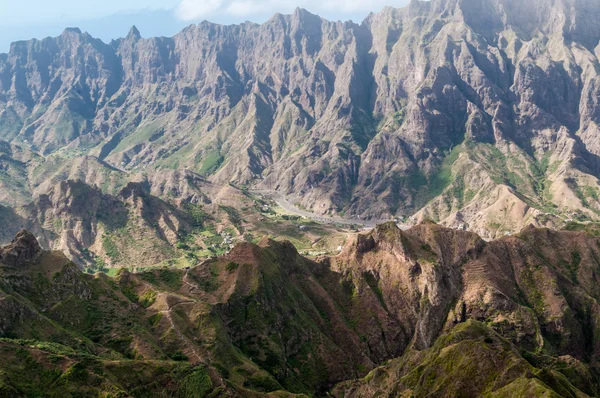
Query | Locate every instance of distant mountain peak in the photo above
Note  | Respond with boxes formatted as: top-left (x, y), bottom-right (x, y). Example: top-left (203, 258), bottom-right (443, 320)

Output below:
top-left (293, 7), bottom-right (311, 15)
top-left (127, 25), bottom-right (141, 40)
top-left (61, 27), bottom-right (82, 35)
top-left (292, 7), bottom-right (319, 20)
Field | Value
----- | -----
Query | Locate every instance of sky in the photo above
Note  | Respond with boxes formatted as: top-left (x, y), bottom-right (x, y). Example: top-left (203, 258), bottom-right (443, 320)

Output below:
top-left (0, 0), bottom-right (411, 52)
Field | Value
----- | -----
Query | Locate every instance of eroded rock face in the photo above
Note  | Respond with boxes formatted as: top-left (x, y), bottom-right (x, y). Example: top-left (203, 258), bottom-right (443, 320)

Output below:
top-left (210, 221), bottom-right (600, 393)
top-left (1, 0), bottom-right (600, 236)
top-left (11, 179), bottom-right (203, 268)
top-left (331, 221), bottom-right (600, 366)
top-left (0, 230), bottom-right (41, 266)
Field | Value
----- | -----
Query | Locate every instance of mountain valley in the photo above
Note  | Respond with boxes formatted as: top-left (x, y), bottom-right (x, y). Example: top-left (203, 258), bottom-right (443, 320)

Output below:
top-left (2, 0), bottom-right (600, 396)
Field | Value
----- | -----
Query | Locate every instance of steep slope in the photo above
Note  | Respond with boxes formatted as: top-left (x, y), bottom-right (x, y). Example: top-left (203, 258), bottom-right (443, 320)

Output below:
top-left (5, 179), bottom-right (200, 268)
top-left (332, 320), bottom-right (595, 397)
top-left (5, 222), bottom-right (600, 396)
top-left (0, 228), bottom-right (413, 395)
top-left (0, 229), bottom-right (397, 395)
top-left (1, 0), bottom-right (600, 237)
top-left (331, 221), bottom-right (600, 364)
top-left (0, 230), bottom-right (292, 396)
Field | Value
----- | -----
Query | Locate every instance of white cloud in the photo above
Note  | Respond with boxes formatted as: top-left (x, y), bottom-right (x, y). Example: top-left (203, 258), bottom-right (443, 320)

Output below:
top-left (321, 0), bottom-right (388, 13)
top-left (175, 0), bottom-right (225, 20)
top-left (174, 0), bottom-right (409, 21)
top-left (226, 0), bottom-right (276, 16)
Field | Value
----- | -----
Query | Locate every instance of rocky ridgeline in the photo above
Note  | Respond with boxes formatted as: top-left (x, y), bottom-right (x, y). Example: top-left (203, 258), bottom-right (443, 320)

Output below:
top-left (0, 230), bottom-right (41, 267)
top-left (0, 0), bottom-right (599, 238)
top-left (2, 222), bottom-right (600, 396)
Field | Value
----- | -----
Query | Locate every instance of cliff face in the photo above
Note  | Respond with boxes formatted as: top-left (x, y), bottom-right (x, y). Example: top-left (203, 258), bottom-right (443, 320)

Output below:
top-left (1, 0), bottom-right (600, 237)
top-left (334, 221), bottom-right (600, 362)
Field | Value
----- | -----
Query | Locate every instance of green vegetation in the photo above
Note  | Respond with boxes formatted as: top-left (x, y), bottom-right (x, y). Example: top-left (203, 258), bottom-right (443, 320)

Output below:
top-left (140, 269), bottom-right (183, 291)
top-left (170, 350), bottom-right (189, 361)
top-left (566, 178), bottom-right (600, 214)
top-left (220, 205), bottom-right (244, 232)
top-left (568, 251), bottom-right (581, 283)
top-left (463, 142), bottom-right (565, 214)
top-left (363, 272), bottom-right (387, 311)
top-left (182, 203), bottom-right (210, 228)
top-left (159, 269), bottom-right (184, 290)
top-left (0, 106), bottom-right (24, 141)
top-left (519, 264), bottom-right (546, 316)
top-left (139, 290), bottom-right (157, 308)
top-left (122, 285), bottom-right (139, 303)
top-left (226, 261), bottom-right (240, 273)
top-left (335, 320), bottom-right (591, 397)
top-left (179, 367), bottom-right (213, 397)
top-left (113, 119), bottom-right (165, 153)
top-left (102, 234), bottom-right (120, 261)
top-left (199, 150), bottom-right (224, 175)
top-left (563, 221), bottom-right (600, 236)
top-left (0, 341), bottom-right (217, 397)
top-left (243, 373), bottom-right (282, 393)
top-left (148, 313), bottom-right (163, 327)
top-left (86, 257), bottom-right (107, 274)
top-left (400, 144), bottom-right (464, 207)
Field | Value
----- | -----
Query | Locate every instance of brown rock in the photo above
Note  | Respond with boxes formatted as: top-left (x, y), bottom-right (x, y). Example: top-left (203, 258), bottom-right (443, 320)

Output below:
top-left (0, 230), bottom-right (42, 266)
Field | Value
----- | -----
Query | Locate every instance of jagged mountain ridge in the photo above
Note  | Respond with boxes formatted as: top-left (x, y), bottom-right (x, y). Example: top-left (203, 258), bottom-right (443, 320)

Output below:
top-left (4, 222), bottom-right (600, 396)
top-left (1, 0), bottom-right (600, 238)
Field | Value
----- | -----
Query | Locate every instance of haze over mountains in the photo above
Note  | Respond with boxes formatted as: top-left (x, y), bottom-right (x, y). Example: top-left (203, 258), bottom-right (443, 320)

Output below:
top-left (0, 0), bottom-right (400, 53)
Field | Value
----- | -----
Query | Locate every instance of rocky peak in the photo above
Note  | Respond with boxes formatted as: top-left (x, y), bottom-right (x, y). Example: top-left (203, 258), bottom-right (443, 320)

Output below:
top-left (0, 230), bottom-right (42, 267)
top-left (229, 238), bottom-right (300, 264)
top-left (58, 27), bottom-right (87, 45)
top-left (62, 27), bottom-right (82, 35)
top-left (52, 180), bottom-right (100, 205)
top-left (291, 7), bottom-right (319, 21)
top-left (119, 181), bottom-right (151, 200)
top-left (127, 26), bottom-right (141, 41)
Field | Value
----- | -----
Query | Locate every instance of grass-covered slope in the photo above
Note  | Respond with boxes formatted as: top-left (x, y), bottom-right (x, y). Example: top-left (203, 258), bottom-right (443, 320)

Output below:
top-left (0, 232), bottom-right (276, 396)
top-left (332, 320), bottom-right (595, 397)
top-left (0, 230), bottom-right (398, 396)
top-left (4, 223), bottom-right (600, 396)
top-left (0, 346), bottom-right (216, 398)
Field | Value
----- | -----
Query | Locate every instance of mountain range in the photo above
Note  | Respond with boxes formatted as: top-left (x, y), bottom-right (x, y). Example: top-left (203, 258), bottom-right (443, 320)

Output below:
top-left (3, 0), bottom-right (600, 396)
top-left (3, 222), bottom-right (600, 396)
top-left (1, 0), bottom-right (600, 244)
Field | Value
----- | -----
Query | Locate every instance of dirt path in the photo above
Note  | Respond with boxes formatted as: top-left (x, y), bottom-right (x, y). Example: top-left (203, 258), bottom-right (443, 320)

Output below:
top-left (157, 292), bottom-right (203, 362)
